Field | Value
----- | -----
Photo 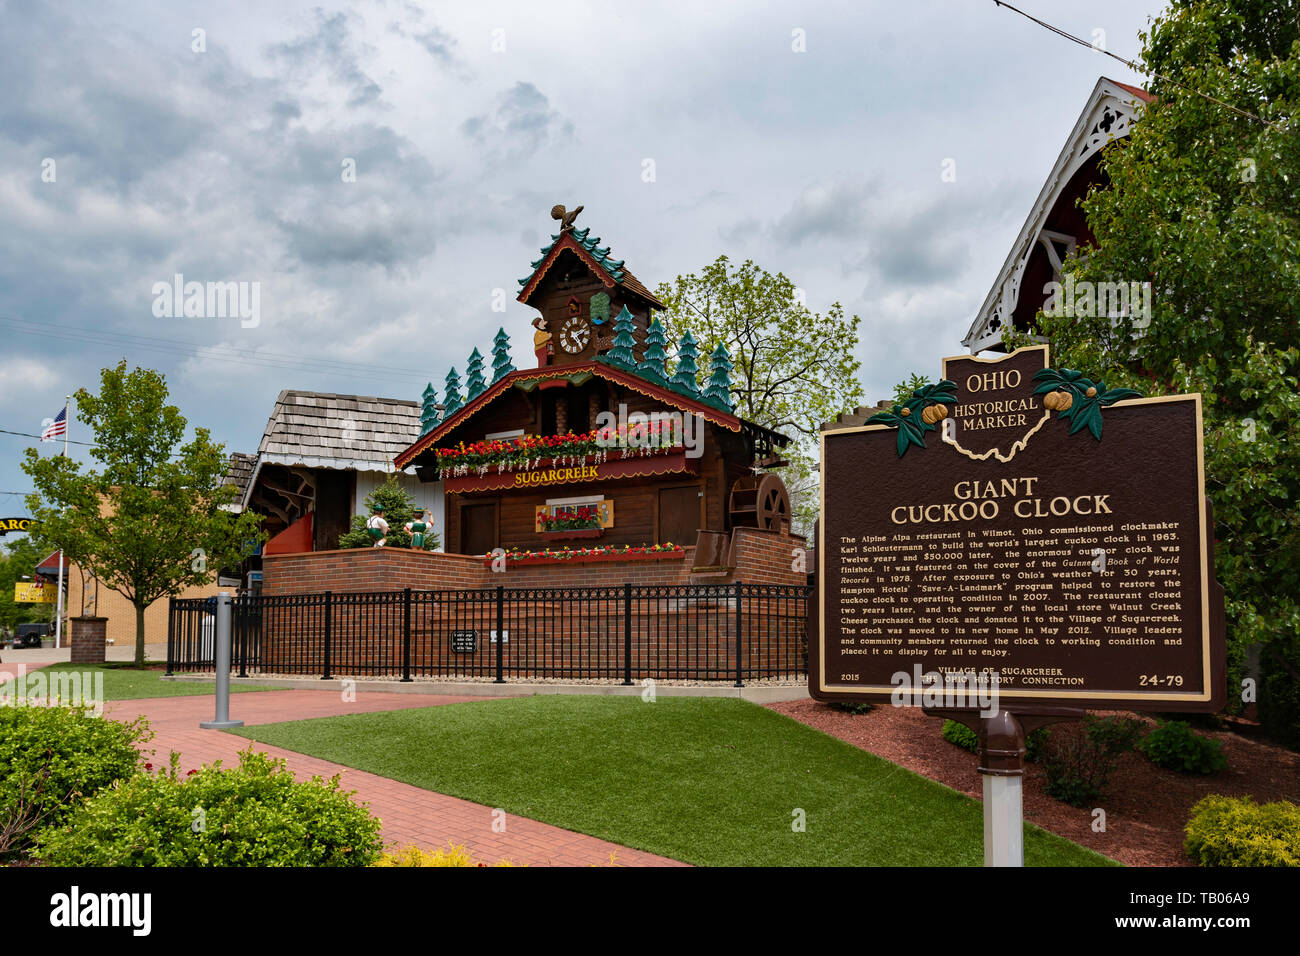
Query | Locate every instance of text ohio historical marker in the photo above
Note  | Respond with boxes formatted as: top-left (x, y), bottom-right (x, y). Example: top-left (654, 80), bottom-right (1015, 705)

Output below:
top-left (811, 345), bottom-right (1225, 713)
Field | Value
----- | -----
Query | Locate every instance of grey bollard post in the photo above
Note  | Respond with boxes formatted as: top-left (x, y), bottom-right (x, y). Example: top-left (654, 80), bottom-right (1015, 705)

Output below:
top-left (199, 592), bottom-right (244, 729)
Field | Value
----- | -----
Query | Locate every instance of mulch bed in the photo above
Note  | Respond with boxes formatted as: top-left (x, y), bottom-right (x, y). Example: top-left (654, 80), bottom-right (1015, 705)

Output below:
top-left (766, 699), bottom-right (1300, 867)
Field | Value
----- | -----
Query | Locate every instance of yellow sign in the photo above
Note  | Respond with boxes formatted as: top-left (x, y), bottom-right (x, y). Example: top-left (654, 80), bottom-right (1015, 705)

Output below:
top-left (513, 465), bottom-right (599, 487)
top-left (0, 517), bottom-right (35, 535)
top-left (14, 582), bottom-right (56, 604)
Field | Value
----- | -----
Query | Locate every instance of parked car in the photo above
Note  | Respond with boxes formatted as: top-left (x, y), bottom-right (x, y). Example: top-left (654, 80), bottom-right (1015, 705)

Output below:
top-left (14, 622), bottom-right (51, 648)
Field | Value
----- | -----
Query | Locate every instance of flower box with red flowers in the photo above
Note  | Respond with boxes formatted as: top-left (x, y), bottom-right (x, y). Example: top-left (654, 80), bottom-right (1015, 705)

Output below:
top-left (435, 424), bottom-right (685, 480)
top-left (482, 543), bottom-right (685, 567)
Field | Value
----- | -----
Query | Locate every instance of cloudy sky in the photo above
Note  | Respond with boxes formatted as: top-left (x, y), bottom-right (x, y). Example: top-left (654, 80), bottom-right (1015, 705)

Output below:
top-left (0, 0), bottom-right (1167, 508)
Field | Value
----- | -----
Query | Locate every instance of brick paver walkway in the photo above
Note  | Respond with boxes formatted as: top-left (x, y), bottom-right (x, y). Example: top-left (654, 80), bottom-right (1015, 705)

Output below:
top-left (106, 690), bottom-right (686, 867)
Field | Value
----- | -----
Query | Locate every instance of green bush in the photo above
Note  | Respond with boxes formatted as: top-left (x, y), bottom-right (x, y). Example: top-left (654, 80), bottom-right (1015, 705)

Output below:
top-left (0, 704), bottom-right (150, 858)
top-left (942, 719), bottom-right (978, 753)
top-left (830, 701), bottom-right (874, 715)
top-left (35, 749), bottom-right (384, 867)
top-left (1185, 795), bottom-right (1300, 867)
top-left (941, 719), bottom-right (1049, 762)
top-left (1140, 720), bottom-right (1228, 775)
top-left (1042, 716), bottom-right (1146, 807)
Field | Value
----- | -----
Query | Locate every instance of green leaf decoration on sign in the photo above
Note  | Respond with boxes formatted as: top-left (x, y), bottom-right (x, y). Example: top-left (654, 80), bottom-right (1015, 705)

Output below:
top-left (1032, 368), bottom-right (1142, 441)
top-left (865, 379), bottom-right (957, 457)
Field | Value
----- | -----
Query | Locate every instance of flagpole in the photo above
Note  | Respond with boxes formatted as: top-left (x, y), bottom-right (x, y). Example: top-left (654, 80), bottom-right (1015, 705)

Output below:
top-left (54, 395), bottom-right (69, 650)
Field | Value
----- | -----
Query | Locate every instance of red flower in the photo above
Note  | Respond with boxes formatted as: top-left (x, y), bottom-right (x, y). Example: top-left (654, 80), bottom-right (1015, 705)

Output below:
top-left (144, 762), bottom-right (153, 771)
top-left (187, 769), bottom-right (198, 776)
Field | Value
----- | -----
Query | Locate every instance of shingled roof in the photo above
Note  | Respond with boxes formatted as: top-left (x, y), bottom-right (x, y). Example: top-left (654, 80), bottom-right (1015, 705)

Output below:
top-left (251, 391), bottom-right (421, 468)
top-left (517, 226), bottom-right (664, 309)
top-left (222, 451), bottom-right (257, 500)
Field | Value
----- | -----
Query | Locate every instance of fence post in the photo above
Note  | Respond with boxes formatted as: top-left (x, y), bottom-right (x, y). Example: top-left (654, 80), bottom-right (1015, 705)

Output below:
top-left (402, 587), bottom-right (413, 682)
top-left (734, 581), bottom-right (744, 688)
top-left (236, 597), bottom-right (249, 678)
top-left (321, 591), bottom-right (333, 681)
top-left (623, 582), bottom-right (633, 686)
top-left (494, 585), bottom-right (505, 684)
top-left (165, 598), bottom-right (176, 676)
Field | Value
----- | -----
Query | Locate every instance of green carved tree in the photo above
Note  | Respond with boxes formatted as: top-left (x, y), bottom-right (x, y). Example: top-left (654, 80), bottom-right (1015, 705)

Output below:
top-left (442, 367), bottom-right (464, 417)
top-left (637, 318), bottom-right (670, 384)
top-left (703, 342), bottom-right (735, 411)
top-left (465, 348), bottom-right (487, 400)
top-left (605, 305), bottom-right (639, 369)
top-left (1010, 0), bottom-right (1300, 742)
top-left (491, 327), bottom-right (516, 382)
top-left (669, 331), bottom-right (701, 397)
top-left (420, 382), bottom-right (439, 435)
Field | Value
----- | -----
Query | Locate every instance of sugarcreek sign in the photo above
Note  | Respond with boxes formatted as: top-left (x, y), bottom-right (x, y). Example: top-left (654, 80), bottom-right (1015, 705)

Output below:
top-left (0, 517), bottom-right (35, 536)
top-left (811, 346), bottom-right (1226, 713)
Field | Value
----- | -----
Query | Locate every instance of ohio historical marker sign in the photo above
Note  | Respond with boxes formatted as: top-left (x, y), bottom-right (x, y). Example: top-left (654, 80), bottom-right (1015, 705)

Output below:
top-left (810, 346), bottom-right (1226, 713)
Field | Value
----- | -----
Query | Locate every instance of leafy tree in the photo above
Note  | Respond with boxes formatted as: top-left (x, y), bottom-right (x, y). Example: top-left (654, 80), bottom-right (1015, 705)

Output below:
top-left (656, 256), bottom-right (864, 538)
top-left (1013, 0), bottom-right (1300, 743)
top-left (21, 362), bottom-right (266, 667)
top-left (338, 475), bottom-right (440, 551)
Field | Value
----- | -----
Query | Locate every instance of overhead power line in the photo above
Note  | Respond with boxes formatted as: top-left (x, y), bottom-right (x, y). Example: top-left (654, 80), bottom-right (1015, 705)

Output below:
top-left (993, 1), bottom-right (1269, 125)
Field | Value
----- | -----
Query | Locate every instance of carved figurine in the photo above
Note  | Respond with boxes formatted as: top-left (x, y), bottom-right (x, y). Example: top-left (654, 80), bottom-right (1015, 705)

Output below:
top-left (405, 508), bottom-right (433, 550)
top-left (550, 203), bottom-right (583, 233)
top-left (366, 504), bottom-right (390, 547)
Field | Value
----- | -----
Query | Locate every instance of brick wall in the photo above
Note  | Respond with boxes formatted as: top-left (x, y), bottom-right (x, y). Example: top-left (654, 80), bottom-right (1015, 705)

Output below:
top-left (262, 528), bottom-right (807, 595)
top-left (253, 529), bottom-right (809, 680)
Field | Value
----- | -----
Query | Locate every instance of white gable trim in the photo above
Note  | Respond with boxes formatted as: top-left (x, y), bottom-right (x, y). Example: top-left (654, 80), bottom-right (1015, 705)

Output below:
top-left (963, 77), bottom-right (1148, 354)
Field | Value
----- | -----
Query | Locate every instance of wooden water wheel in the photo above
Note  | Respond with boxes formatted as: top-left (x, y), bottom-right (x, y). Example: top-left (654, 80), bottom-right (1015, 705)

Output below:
top-left (729, 473), bottom-right (790, 533)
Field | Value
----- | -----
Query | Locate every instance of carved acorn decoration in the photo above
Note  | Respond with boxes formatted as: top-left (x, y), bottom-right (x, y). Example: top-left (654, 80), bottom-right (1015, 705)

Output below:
top-left (921, 404), bottom-right (949, 425)
top-left (1043, 390), bottom-right (1074, 412)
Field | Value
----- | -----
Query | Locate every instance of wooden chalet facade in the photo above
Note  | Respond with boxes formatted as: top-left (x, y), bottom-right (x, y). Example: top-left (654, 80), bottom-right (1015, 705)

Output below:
top-left (963, 77), bottom-right (1153, 354)
top-left (395, 209), bottom-right (792, 557)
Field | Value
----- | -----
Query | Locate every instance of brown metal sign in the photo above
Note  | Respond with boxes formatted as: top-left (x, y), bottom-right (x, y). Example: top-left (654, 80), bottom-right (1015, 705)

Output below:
top-left (810, 345), bottom-right (1226, 712)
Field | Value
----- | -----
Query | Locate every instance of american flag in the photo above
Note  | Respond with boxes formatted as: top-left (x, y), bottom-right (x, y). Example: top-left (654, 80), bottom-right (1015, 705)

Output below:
top-left (41, 407), bottom-right (67, 443)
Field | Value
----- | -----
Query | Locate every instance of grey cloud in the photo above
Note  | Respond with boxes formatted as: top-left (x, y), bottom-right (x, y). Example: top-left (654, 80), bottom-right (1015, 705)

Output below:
top-left (461, 82), bottom-right (574, 159)
top-left (269, 11), bottom-right (383, 108)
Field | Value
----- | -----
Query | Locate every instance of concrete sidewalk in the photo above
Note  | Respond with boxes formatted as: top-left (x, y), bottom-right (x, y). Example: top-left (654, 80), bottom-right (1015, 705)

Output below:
top-left (105, 690), bottom-right (686, 868)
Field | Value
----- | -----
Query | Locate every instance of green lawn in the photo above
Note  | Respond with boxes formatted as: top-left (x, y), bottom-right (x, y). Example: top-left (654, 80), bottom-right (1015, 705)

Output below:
top-left (232, 695), bottom-right (1117, 867)
top-left (0, 663), bottom-right (280, 701)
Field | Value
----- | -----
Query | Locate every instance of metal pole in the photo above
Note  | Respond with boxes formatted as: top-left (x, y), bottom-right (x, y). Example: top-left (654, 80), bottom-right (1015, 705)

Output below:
top-left (54, 395), bottom-right (69, 650)
top-left (200, 592), bottom-right (243, 729)
top-left (978, 711), bottom-right (1025, 866)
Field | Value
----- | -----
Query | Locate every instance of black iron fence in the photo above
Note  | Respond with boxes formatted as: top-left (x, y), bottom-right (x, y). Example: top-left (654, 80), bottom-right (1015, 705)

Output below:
top-left (168, 583), bottom-right (810, 684)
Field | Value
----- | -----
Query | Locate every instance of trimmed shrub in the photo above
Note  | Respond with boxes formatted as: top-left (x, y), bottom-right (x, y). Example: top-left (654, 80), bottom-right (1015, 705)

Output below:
top-left (1140, 720), bottom-right (1228, 775)
top-left (1042, 715), bottom-right (1146, 807)
top-left (373, 844), bottom-right (518, 867)
top-left (942, 719), bottom-right (979, 753)
top-left (1184, 795), bottom-right (1300, 867)
top-left (830, 701), bottom-right (874, 715)
top-left (35, 749), bottom-right (383, 867)
top-left (0, 704), bottom-right (150, 858)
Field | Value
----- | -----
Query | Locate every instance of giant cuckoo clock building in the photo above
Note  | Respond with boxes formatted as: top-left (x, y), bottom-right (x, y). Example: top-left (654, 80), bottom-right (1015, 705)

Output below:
top-left (393, 206), bottom-right (795, 565)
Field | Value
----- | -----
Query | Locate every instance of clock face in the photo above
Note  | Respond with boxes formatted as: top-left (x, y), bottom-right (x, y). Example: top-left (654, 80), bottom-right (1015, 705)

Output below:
top-left (558, 316), bottom-right (590, 353)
